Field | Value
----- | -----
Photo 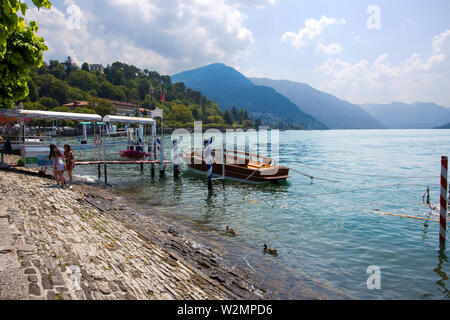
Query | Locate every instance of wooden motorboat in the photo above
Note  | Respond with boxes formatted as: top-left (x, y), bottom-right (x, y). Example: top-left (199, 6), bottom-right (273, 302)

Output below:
top-left (119, 149), bottom-right (148, 159)
top-left (182, 148), bottom-right (290, 183)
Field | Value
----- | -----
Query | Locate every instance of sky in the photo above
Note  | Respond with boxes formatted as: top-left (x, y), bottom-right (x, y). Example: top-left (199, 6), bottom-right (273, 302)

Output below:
top-left (25, 0), bottom-right (450, 106)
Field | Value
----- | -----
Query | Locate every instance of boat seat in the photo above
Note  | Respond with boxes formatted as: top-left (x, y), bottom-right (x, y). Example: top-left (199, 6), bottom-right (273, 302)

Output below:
top-left (247, 162), bottom-right (270, 168)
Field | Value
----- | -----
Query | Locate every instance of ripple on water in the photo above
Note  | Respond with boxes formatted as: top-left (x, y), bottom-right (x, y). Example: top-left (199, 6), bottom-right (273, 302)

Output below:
top-left (67, 130), bottom-right (450, 299)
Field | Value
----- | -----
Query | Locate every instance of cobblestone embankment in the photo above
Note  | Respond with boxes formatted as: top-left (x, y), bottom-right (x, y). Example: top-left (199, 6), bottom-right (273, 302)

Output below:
top-left (0, 164), bottom-right (263, 300)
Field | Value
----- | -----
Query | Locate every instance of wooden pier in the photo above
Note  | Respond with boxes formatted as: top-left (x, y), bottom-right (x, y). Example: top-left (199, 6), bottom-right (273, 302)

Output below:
top-left (75, 160), bottom-right (172, 165)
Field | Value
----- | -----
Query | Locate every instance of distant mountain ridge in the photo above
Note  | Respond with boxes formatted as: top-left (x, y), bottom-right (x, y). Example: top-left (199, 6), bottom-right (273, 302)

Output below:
top-left (172, 63), bottom-right (326, 129)
top-left (435, 123), bottom-right (450, 129)
top-left (360, 102), bottom-right (450, 129)
top-left (251, 78), bottom-right (385, 129)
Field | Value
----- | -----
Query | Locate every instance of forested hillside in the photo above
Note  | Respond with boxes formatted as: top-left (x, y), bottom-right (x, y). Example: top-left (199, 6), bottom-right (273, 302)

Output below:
top-left (22, 57), bottom-right (255, 129)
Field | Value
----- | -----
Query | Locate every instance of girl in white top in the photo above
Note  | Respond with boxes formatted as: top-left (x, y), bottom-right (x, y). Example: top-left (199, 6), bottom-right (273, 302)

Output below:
top-left (49, 144), bottom-right (66, 186)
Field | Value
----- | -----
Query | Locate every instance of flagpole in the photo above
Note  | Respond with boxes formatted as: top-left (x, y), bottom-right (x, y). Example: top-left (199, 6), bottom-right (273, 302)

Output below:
top-left (160, 79), bottom-right (164, 176)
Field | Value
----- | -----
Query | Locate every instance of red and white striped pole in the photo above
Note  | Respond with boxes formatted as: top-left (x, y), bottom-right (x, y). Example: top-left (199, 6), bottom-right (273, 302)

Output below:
top-left (440, 156), bottom-right (448, 242)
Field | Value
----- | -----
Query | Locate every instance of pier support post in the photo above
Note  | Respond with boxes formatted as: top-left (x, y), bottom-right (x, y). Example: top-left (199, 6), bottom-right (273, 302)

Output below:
top-left (150, 124), bottom-right (156, 177)
top-left (158, 137), bottom-right (165, 177)
top-left (0, 147), bottom-right (5, 168)
top-left (104, 162), bottom-right (108, 184)
top-left (139, 125), bottom-right (144, 171)
top-left (204, 138), bottom-right (213, 192)
top-left (221, 144), bottom-right (225, 190)
top-left (440, 156), bottom-right (448, 243)
top-left (81, 123), bottom-right (87, 144)
top-left (95, 138), bottom-right (101, 179)
top-left (172, 138), bottom-right (180, 179)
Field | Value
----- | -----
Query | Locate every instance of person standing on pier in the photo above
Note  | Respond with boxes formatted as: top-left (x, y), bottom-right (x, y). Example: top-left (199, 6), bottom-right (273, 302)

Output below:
top-left (64, 144), bottom-right (75, 189)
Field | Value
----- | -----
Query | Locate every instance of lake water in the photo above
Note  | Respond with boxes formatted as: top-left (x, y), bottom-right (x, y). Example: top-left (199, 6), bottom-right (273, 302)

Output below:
top-left (71, 129), bottom-right (450, 299)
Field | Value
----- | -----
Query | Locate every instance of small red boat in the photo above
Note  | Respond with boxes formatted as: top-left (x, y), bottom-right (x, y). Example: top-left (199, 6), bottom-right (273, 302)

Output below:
top-left (182, 148), bottom-right (290, 183)
top-left (119, 150), bottom-right (148, 159)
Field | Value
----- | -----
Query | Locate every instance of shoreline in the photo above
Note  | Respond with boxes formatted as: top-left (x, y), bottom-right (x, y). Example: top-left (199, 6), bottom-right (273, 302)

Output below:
top-left (0, 162), bottom-right (265, 300)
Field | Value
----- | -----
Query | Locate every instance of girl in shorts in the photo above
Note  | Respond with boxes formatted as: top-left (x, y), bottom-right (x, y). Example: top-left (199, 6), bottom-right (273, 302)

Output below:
top-left (64, 144), bottom-right (75, 189)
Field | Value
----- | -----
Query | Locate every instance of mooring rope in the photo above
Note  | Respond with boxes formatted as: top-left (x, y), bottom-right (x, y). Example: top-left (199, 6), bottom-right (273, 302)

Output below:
top-left (290, 167), bottom-right (340, 183)
top-left (289, 161), bottom-right (441, 198)
top-left (292, 160), bottom-right (440, 179)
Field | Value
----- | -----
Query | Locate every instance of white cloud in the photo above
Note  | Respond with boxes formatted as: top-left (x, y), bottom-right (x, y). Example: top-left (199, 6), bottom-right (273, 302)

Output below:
top-left (281, 15), bottom-right (346, 49)
top-left (27, 0), bottom-right (255, 74)
top-left (315, 30), bottom-right (450, 106)
top-left (27, 6), bottom-right (172, 71)
top-left (237, 66), bottom-right (266, 78)
top-left (230, 0), bottom-right (276, 9)
top-left (315, 42), bottom-right (343, 55)
top-left (352, 31), bottom-right (367, 44)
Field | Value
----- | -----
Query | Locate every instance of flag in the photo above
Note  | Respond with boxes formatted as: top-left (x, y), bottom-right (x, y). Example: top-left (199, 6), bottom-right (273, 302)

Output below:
top-left (160, 81), bottom-right (165, 103)
top-left (150, 83), bottom-right (154, 104)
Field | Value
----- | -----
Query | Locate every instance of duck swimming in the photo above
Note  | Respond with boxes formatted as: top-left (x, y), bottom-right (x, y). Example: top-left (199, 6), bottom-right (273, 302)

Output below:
top-left (225, 226), bottom-right (236, 236)
top-left (263, 244), bottom-right (278, 256)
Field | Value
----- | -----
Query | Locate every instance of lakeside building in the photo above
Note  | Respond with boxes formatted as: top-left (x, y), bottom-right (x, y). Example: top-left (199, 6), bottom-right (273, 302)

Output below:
top-left (62, 101), bottom-right (90, 110)
top-left (59, 100), bottom-right (142, 117)
top-left (89, 64), bottom-right (104, 73)
top-left (110, 100), bottom-right (140, 116)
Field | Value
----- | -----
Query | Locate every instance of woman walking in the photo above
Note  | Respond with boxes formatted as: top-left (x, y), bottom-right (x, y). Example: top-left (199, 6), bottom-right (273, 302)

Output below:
top-left (49, 144), bottom-right (66, 186)
top-left (64, 144), bottom-right (75, 189)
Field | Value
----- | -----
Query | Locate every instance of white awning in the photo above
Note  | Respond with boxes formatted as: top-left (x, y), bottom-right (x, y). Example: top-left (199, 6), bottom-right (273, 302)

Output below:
top-left (102, 115), bottom-right (156, 125)
top-left (0, 109), bottom-right (18, 116)
top-left (18, 110), bottom-right (102, 122)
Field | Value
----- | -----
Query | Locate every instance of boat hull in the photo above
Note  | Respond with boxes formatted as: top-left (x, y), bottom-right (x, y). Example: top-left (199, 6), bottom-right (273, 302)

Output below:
top-left (183, 156), bottom-right (290, 184)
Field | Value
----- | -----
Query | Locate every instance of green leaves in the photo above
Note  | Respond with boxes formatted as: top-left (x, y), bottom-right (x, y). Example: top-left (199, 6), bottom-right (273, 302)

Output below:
top-left (0, 0), bottom-right (51, 108)
top-left (31, 0), bottom-right (51, 10)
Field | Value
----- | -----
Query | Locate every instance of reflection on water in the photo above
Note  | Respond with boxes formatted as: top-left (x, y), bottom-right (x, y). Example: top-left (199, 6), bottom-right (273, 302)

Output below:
top-left (68, 129), bottom-right (450, 299)
top-left (435, 244), bottom-right (450, 298)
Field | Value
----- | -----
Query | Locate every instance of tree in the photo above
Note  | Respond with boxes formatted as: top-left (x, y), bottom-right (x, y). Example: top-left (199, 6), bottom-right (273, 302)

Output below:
top-left (97, 81), bottom-right (126, 101)
top-left (67, 70), bottom-right (98, 91)
top-left (27, 80), bottom-right (39, 102)
top-left (0, 0), bottom-right (51, 108)
top-left (232, 106), bottom-right (238, 119)
top-left (207, 115), bottom-right (223, 124)
top-left (137, 79), bottom-right (149, 100)
top-left (64, 56), bottom-right (72, 74)
top-left (49, 80), bottom-right (69, 104)
top-left (167, 104), bottom-right (194, 124)
top-left (223, 110), bottom-right (234, 125)
top-left (88, 97), bottom-right (113, 117)
top-left (38, 97), bottom-right (58, 109)
top-left (81, 62), bottom-right (89, 72)
top-left (23, 101), bottom-right (46, 110)
top-left (0, 0), bottom-right (51, 57)
top-left (48, 60), bottom-right (66, 80)
top-left (74, 106), bottom-right (96, 114)
top-left (192, 107), bottom-right (201, 121)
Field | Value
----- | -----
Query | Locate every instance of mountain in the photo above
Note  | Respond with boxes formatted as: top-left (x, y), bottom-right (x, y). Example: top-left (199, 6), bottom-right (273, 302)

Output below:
top-left (360, 102), bottom-right (450, 129)
top-left (250, 78), bottom-right (385, 129)
top-left (171, 63), bottom-right (326, 129)
top-left (435, 123), bottom-right (450, 129)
